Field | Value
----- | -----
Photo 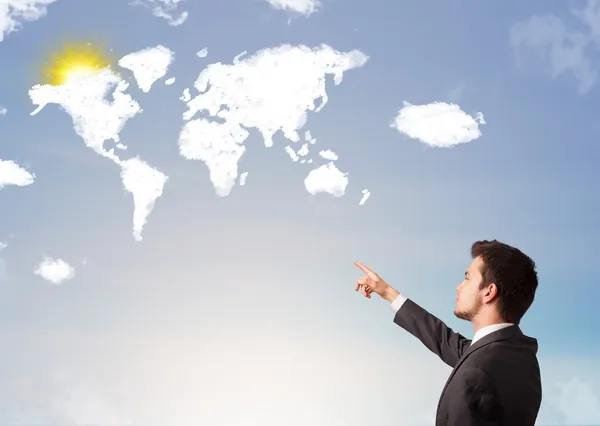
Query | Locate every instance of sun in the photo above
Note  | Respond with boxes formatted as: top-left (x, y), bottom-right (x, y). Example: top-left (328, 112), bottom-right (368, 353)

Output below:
top-left (42, 42), bottom-right (115, 86)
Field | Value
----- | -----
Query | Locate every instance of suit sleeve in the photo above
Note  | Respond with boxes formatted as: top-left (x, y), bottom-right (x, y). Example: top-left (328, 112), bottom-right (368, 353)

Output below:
top-left (447, 366), bottom-right (504, 426)
top-left (393, 298), bottom-right (471, 367)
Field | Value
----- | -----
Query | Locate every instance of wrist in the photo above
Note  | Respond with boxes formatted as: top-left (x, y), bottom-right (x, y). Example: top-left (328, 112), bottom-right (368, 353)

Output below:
top-left (381, 284), bottom-right (400, 303)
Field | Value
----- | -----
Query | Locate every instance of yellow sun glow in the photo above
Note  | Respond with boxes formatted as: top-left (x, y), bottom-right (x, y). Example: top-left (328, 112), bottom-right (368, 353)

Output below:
top-left (43, 42), bottom-right (114, 86)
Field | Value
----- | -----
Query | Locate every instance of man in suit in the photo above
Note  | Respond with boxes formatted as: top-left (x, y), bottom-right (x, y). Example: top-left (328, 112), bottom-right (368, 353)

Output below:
top-left (354, 239), bottom-right (541, 426)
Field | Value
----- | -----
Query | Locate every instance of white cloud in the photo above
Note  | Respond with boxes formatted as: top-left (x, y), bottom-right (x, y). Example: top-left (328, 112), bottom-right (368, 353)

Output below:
top-left (29, 68), bottom-right (141, 161)
top-left (0, 159), bottom-right (35, 188)
top-left (304, 162), bottom-right (348, 197)
top-left (180, 88), bottom-right (191, 102)
top-left (179, 44), bottom-right (368, 197)
top-left (510, 0), bottom-right (600, 94)
top-left (266, 0), bottom-right (321, 16)
top-left (131, 0), bottom-right (188, 26)
top-left (297, 143), bottom-right (309, 157)
top-left (179, 118), bottom-right (248, 197)
top-left (0, 106), bottom-right (6, 115)
top-left (305, 130), bottom-right (316, 144)
top-left (165, 77), bottom-right (175, 85)
top-left (319, 149), bottom-right (338, 161)
top-left (391, 101), bottom-right (485, 148)
top-left (0, 0), bottom-right (57, 42)
top-left (118, 45), bottom-right (174, 93)
top-left (196, 47), bottom-right (208, 58)
top-left (0, 241), bottom-right (6, 251)
top-left (33, 257), bottom-right (75, 285)
top-left (239, 171), bottom-right (248, 186)
top-left (285, 145), bottom-right (300, 162)
top-left (120, 157), bottom-right (168, 242)
top-left (29, 62), bottom-right (167, 241)
top-left (359, 188), bottom-right (370, 206)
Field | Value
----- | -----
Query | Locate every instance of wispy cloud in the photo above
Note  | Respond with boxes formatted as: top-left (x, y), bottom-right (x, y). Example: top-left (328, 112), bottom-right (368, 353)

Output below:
top-left (510, 0), bottom-right (600, 94)
top-left (131, 0), bottom-right (188, 26)
top-left (0, 0), bottom-right (57, 42)
top-left (556, 376), bottom-right (600, 424)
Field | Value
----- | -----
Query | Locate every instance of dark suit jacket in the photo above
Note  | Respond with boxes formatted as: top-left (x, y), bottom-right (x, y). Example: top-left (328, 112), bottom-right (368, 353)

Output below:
top-left (393, 299), bottom-right (542, 426)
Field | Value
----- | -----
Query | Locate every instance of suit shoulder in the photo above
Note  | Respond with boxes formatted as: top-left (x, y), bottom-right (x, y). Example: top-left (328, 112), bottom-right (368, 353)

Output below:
top-left (469, 339), bottom-right (539, 371)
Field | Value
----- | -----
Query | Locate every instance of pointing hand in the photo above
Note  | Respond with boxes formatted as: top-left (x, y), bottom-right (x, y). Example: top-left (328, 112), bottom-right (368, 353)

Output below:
top-left (354, 261), bottom-right (388, 299)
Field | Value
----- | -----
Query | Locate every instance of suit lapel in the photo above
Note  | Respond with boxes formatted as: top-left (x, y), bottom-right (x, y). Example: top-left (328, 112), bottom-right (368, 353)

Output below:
top-left (435, 325), bottom-right (523, 416)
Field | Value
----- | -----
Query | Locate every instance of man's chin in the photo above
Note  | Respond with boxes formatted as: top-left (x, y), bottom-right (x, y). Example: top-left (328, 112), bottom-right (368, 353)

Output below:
top-left (454, 309), bottom-right (467, 320)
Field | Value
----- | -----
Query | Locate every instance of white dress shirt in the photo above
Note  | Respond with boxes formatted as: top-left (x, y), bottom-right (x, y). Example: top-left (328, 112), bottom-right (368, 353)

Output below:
top-left (389, 293), bottom-right (513, 345)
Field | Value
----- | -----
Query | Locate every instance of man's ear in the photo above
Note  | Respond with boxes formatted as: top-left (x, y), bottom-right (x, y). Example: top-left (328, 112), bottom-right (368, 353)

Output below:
top-left (482, 283), bottom-right (498, 303)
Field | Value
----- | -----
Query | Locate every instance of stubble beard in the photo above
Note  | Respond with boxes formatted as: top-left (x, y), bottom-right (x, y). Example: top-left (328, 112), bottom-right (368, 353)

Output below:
top-left (454, 299), bottom-right (482, 322)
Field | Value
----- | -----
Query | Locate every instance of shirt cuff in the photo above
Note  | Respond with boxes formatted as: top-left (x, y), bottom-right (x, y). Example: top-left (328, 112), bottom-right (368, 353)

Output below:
top-left (390, 293), bottom-right (407, 313)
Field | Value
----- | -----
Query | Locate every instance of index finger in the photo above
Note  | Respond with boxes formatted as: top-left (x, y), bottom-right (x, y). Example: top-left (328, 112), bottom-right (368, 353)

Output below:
top-left (355, 261), bottom-right (374, 276)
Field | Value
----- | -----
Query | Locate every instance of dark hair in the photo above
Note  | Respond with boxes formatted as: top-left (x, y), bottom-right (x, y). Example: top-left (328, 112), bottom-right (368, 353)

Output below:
top-left (471, 240), bottom-right (538, 325)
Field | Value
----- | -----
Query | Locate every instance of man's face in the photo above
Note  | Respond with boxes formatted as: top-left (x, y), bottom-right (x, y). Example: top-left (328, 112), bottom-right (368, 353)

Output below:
top-left (454, 256), bottom-right (485, 321)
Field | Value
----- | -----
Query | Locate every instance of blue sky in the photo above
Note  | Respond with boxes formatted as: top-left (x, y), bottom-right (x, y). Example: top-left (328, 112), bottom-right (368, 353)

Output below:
top-left (0, 0), bottom-right (599, 424)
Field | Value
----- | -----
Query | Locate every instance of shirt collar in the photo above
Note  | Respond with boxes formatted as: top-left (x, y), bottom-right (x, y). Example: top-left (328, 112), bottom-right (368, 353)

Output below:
top-left (471, 323), bottom-right (514, 345)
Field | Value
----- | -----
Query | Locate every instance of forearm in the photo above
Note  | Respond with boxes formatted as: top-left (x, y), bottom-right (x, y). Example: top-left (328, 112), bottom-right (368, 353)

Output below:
top-left (392, 298), bottom-right (471, 367)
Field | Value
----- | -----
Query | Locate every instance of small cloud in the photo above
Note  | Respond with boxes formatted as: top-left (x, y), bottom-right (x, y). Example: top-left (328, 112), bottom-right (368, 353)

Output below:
top-left (305, 131), bottom-right (316, 144)
top-left (359, 188), bottom-right (370, 206)
top-left (285, 145), bottom-right (300, 162)
top-left (118, 45), bottom-right (175, 93)
top-left (297, 143), bottom-right (309, 157)
top-left (131, 0), bottom-right (188, 26)
top-left (265, 0), bottom-right (321, 16)
top-left (318, 149), bottom-right (338, 161)
top-left (391, 101), bottom-right (485, 148)
top-left (165, 77), bottom-right (175, 85)
top-left (0, 241), bottom-right (7, 251)
top-left (304, 162), bottom-right (348, 197)
top-left (180, 88), bottom-right (191, 102)
top-left (0, 0), bottom-right (58, 43)
top-left (34, 256), bottom-right (75, 285)
top-left (239, 172), bottom-right (248, 186)
top-left (196, 47), bottom-right (208, 58)
top-left (0, 106), bottom-right (7, 115)
top-left (0, 159), bottom-right (35, 188)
